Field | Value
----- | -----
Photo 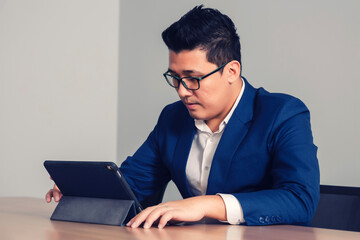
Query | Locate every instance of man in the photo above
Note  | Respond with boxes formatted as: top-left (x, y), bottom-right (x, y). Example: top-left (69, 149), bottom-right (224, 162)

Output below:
top-left (46, 5), bottom-right (320, 229)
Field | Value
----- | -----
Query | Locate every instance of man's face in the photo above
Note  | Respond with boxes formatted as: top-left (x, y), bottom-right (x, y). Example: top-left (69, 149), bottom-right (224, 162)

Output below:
top-left (168, 49), bottom-right (237, 130)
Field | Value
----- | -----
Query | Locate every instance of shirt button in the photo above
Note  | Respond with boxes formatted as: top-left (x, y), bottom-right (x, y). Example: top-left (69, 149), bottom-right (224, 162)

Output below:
top-left (204, 166), bottom-right (210, 171)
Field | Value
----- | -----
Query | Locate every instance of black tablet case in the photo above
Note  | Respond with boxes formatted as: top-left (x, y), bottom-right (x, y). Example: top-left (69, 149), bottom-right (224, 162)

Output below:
top-left (44, 160), bottom-right (142, 226)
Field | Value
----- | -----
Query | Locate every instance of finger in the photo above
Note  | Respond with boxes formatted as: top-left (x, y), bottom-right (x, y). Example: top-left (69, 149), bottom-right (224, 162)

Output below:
top-left (143, 205), bottom-right (172, 229)
top-left (45, 190), bottom-right (53, 203)
top-left (127, 207), bottom-right (155, 228)
top-left (158, 211), bottom-right (175, 229)
top-left (51, 189), bottom-right (62, 202)
top-left (126, 215), bottom-right (137, 227)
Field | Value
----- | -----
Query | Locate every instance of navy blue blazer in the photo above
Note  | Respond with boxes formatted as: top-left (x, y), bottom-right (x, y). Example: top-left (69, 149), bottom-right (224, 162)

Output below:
top-left (120, 78), bottom-right (320, 226)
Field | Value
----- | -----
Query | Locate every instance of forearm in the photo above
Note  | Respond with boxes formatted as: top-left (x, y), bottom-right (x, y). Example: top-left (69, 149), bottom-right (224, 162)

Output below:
top-left (199, 195), bottom-right (227, 221)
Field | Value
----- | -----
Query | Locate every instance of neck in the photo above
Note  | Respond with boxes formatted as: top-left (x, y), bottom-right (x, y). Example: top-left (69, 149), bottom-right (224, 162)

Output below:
top-left (205, 81), bottom-right (243, 132)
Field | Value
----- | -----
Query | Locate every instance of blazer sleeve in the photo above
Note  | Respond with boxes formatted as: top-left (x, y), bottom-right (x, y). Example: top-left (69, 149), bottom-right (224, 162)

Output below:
top-left (120, 107), bottom-right (172, 208)
top-left (235, 97), bottom-right (320, 226)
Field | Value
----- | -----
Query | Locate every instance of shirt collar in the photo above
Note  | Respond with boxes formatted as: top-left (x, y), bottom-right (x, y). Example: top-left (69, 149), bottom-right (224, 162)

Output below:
top-left (195, 77), bottom-right (245, 134)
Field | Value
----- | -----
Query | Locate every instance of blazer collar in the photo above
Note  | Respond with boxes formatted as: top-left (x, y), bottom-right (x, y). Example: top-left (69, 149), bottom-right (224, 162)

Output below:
top-left (206, 77), bottom-right (257, 195)
top-left (232, 77), bottom-right (256, 125)
top-left (172, 78), bottom-right (257, 197)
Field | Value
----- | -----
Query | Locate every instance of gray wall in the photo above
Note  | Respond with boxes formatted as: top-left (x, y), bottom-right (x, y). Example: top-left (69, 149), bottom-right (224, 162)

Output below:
top-left (118, 0), bottom-right (360, 201)
top-left (0, 0), bottom-right (359, 199)
top-left (0, 0), bottom-right (119, 197)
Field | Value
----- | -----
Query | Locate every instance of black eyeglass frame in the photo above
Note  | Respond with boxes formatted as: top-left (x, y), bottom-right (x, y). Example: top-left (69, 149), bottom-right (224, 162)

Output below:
top-left (163, 61), bottom-right (230, 91)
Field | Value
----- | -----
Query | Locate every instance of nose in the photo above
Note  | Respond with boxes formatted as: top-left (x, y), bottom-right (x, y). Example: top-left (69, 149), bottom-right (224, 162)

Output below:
top-left (176, 81), bottom-right (193, 98)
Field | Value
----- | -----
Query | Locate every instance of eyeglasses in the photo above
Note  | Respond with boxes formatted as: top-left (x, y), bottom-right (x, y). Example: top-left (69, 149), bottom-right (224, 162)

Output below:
top-left (163, 61), bottom-right (229, 91)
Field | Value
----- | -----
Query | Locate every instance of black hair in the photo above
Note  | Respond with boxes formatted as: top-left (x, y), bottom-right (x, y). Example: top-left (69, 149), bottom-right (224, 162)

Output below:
top-left (162, 5), bottom-right (241, 69)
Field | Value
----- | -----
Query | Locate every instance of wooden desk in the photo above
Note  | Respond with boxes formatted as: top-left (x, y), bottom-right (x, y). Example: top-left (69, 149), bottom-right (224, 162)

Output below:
top-left (1, 197), bottom-right (359, 240)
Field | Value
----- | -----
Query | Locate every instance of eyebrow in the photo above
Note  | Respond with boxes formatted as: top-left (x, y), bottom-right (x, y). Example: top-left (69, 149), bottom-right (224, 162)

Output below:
top-left (167, 68), bottom-right (203, 75)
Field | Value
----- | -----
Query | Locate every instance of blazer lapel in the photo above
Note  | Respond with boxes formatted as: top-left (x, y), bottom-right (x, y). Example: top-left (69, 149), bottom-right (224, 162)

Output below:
top-left (206, 78), bottom-right (256, 195)
top-left (172, 113), bottom-right (196, 198)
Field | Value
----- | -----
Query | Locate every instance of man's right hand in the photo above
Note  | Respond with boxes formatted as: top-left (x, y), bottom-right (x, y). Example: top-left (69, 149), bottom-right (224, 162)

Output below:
top-left (45, 181), bottom-right (63, 203)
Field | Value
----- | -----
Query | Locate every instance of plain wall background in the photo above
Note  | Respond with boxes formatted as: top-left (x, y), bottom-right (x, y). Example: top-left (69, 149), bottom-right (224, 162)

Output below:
top-left (0, 0), bottom-right (359, 199)
top-left (0, 0), bottom-right (119, 197)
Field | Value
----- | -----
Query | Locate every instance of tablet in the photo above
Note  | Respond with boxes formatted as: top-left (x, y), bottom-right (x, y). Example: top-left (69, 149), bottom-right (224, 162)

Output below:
top-left (44, 160), bottom-right (143, 213)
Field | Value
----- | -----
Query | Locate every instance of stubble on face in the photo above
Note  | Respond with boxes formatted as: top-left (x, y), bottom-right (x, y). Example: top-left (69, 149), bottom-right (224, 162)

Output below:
top-left (168, 49), bottom-right (238, 131)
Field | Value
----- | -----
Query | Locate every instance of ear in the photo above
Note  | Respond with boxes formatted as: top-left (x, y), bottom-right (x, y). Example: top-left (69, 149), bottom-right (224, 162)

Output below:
top-left (225, 60), bottom-right (241, 84)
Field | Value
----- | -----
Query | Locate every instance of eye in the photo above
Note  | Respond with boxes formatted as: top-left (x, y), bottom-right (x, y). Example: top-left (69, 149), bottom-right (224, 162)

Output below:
top-left (167, 72), bottom-right (179, 78)
top-left (187, 77), bottom-right (198, 82)
top-left (170, 75), bottom-right (180, 80)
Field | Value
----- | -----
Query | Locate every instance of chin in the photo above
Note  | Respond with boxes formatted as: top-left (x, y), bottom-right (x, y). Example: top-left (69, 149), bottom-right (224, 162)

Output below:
top-left (188, 111), bottom-right (206, 121)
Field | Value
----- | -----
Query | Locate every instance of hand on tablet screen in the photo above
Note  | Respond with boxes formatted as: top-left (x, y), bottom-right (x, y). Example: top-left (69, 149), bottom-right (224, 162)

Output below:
top-left (45, 178), bottom-right (63, 203)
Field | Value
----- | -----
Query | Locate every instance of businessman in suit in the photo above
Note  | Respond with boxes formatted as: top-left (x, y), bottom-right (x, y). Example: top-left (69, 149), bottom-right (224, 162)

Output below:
top-left (46, 5), bottom-right (319, 229)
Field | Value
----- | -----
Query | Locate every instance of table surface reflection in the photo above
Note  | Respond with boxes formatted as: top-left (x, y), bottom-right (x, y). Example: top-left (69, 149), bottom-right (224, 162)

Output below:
top-left (0, 197), bottom-right (359, 240)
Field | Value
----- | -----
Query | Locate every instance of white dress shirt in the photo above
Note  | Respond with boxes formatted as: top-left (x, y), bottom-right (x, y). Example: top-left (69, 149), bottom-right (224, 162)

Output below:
top-left (185, 78), bottom-right (246, 225)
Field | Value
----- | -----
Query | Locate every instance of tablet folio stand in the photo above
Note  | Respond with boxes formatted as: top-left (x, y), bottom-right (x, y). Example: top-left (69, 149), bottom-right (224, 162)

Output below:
top-left (51, 196), bottom-right (136, 226)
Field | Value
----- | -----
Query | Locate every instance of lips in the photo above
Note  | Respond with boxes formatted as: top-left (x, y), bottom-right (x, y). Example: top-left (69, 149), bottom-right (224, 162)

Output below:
top-left (183, 101), bottom-right (199, 110)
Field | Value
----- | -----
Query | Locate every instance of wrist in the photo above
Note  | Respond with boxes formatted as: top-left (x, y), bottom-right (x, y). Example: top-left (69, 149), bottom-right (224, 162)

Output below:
top-left (200, 195), bottom-right (227, 221)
